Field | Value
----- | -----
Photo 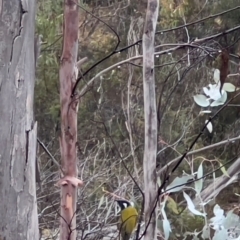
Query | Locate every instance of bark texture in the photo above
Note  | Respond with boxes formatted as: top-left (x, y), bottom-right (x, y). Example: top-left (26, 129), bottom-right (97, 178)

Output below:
top-left (142, 0), bottom-right (159, 240)
top-left (0, 0), bottom-right (39, 239)
top-left (59, 0), bottom-right (83, 239)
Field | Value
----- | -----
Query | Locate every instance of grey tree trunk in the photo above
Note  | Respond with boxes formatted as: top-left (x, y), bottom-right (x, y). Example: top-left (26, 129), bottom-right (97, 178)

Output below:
top-left (142, 0), bottom-right (159, 240)
top-left (0, 0), bottom-right (39, 239)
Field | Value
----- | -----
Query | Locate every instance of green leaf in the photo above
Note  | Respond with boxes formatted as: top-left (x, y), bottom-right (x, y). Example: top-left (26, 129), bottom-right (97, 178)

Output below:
top-left (200, 110), bottom-right (211, 114)
top-left (222, 82), bottom-right (236, 92)
top-left (212, 229), bottom-right (228, 240)
top-left (163, 218), bottom-right (171, 240)
top-left (183, 192), bottom-right (206, 216)
top-left (195, 162), bottom-right (203, 195)
top-left (213, 69), bottom-right (220, 83)
top-left (157, 176), bottom-right (162, 187)
top-left (223, 209), bottom-right (239, 229)
top-left (161, 199), bottom-right (172, 240)
top-left (219, 162), bottom-right (230, 177)
top-left (167, 196), bottom-right (179, 214)
top-left (201, 225), bottom-right (210, 239)
top-left (166, 175), bottom-right (193, 193)
top-left (193, 94), bottom-right (210, 107)
top-left (205, 120), bottom-right (213, 133)
top-left (210, 91), bottom-right (227, 106)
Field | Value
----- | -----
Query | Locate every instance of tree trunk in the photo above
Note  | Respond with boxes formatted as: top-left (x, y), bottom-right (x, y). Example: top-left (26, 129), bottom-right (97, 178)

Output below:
top-left (58, 0), bottom-right (83, 239)
top-left (142, 0), bottom-right (159, 240)
top-left (0, 0), bottom-right (39, 239)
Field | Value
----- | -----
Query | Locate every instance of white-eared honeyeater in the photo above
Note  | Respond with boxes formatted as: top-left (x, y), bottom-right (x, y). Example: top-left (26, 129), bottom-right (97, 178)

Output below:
top-left (116, 200), bottom-right (138, 240)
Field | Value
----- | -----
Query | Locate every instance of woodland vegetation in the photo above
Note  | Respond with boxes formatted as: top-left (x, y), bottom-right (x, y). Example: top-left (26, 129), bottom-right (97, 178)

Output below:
top-left (31, 0), bottom-right (240, 239)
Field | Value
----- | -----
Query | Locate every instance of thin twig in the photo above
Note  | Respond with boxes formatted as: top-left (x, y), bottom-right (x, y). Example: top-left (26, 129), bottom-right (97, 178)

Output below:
top-left (72, 2), bottom-right (121, 95)
top-left (157, 135), bottom-right (240, 176)
top-left (37, 138), bottom-right (63, 173)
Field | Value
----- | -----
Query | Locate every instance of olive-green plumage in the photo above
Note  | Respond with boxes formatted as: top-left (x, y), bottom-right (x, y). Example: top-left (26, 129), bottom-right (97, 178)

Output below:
top-left (117, 200), bottom-right (138, 240)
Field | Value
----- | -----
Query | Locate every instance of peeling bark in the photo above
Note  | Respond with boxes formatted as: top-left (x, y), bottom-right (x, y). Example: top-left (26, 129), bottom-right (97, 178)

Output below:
top-left (59, 0), bottom-right (83, 239)
top-left (0, 0), bottom-right (39, 239)
top-left (142, 1), bottom-right (159, 240)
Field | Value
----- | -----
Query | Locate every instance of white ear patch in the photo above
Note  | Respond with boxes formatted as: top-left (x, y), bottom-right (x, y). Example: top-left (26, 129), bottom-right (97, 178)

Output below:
top-left (123, 203), bottom-right (128, 208)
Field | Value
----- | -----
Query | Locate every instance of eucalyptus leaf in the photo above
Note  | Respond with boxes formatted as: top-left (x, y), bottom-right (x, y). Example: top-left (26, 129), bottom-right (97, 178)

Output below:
top-left (203, 84), bottom-right (222, 101)
top-left (166, 175), bottom-right (193, 193)
top-left (213, 69), bottom-right (220, 83)
top-left (167, 196), bottom-right (179, 214)
top-left (192, 236), bottom-right (200, 240)
top-left (210, 204), bottom-right (225, 230)
top-left (210, 91), bottom-right (227, 106)
top-left (210, 100), bottom-right (224, 107)
top-left (218, 91), bottom-right (227, 103)
top-left (193, 94), bottom-right (210, 107)
top-left (163, 218), bottom-right (172, 240)
top-left (212, 229), bottom-right (228, 240)
top-left (219, 162), bottom-right (230, 177)
top-left (200, 110), bottom-right (211, 114)
top-left (222, 82), bottom-right (236, 92)
top-left (195, 162), bottom-right (203, 195)
top-left (223, 210), bottom-right (239, 229)
top-left (157, 176), bottom-right (162, 187)
top-left (183, 192), bottom-right (206, 216)
top-left (205, 120), bottom-right (213, 133)
top-left (213, 204), bottom-right (224, 217)
top-left (201, 225), bottom-right (210, 239)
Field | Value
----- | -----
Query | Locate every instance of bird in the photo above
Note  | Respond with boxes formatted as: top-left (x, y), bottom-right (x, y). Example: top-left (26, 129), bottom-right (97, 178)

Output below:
top-left (116, 200), bottom-right (138, 240)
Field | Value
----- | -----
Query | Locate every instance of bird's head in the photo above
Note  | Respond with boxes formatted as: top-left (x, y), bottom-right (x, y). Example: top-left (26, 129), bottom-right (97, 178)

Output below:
top-left (116, 200), bottom-right (134, 211)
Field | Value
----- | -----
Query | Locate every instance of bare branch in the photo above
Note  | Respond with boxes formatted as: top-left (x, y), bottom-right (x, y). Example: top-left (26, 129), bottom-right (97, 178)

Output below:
top-left (157, 135), bottom-right (240, 176)
top-left (37, 138), bottom-right (62, 170)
